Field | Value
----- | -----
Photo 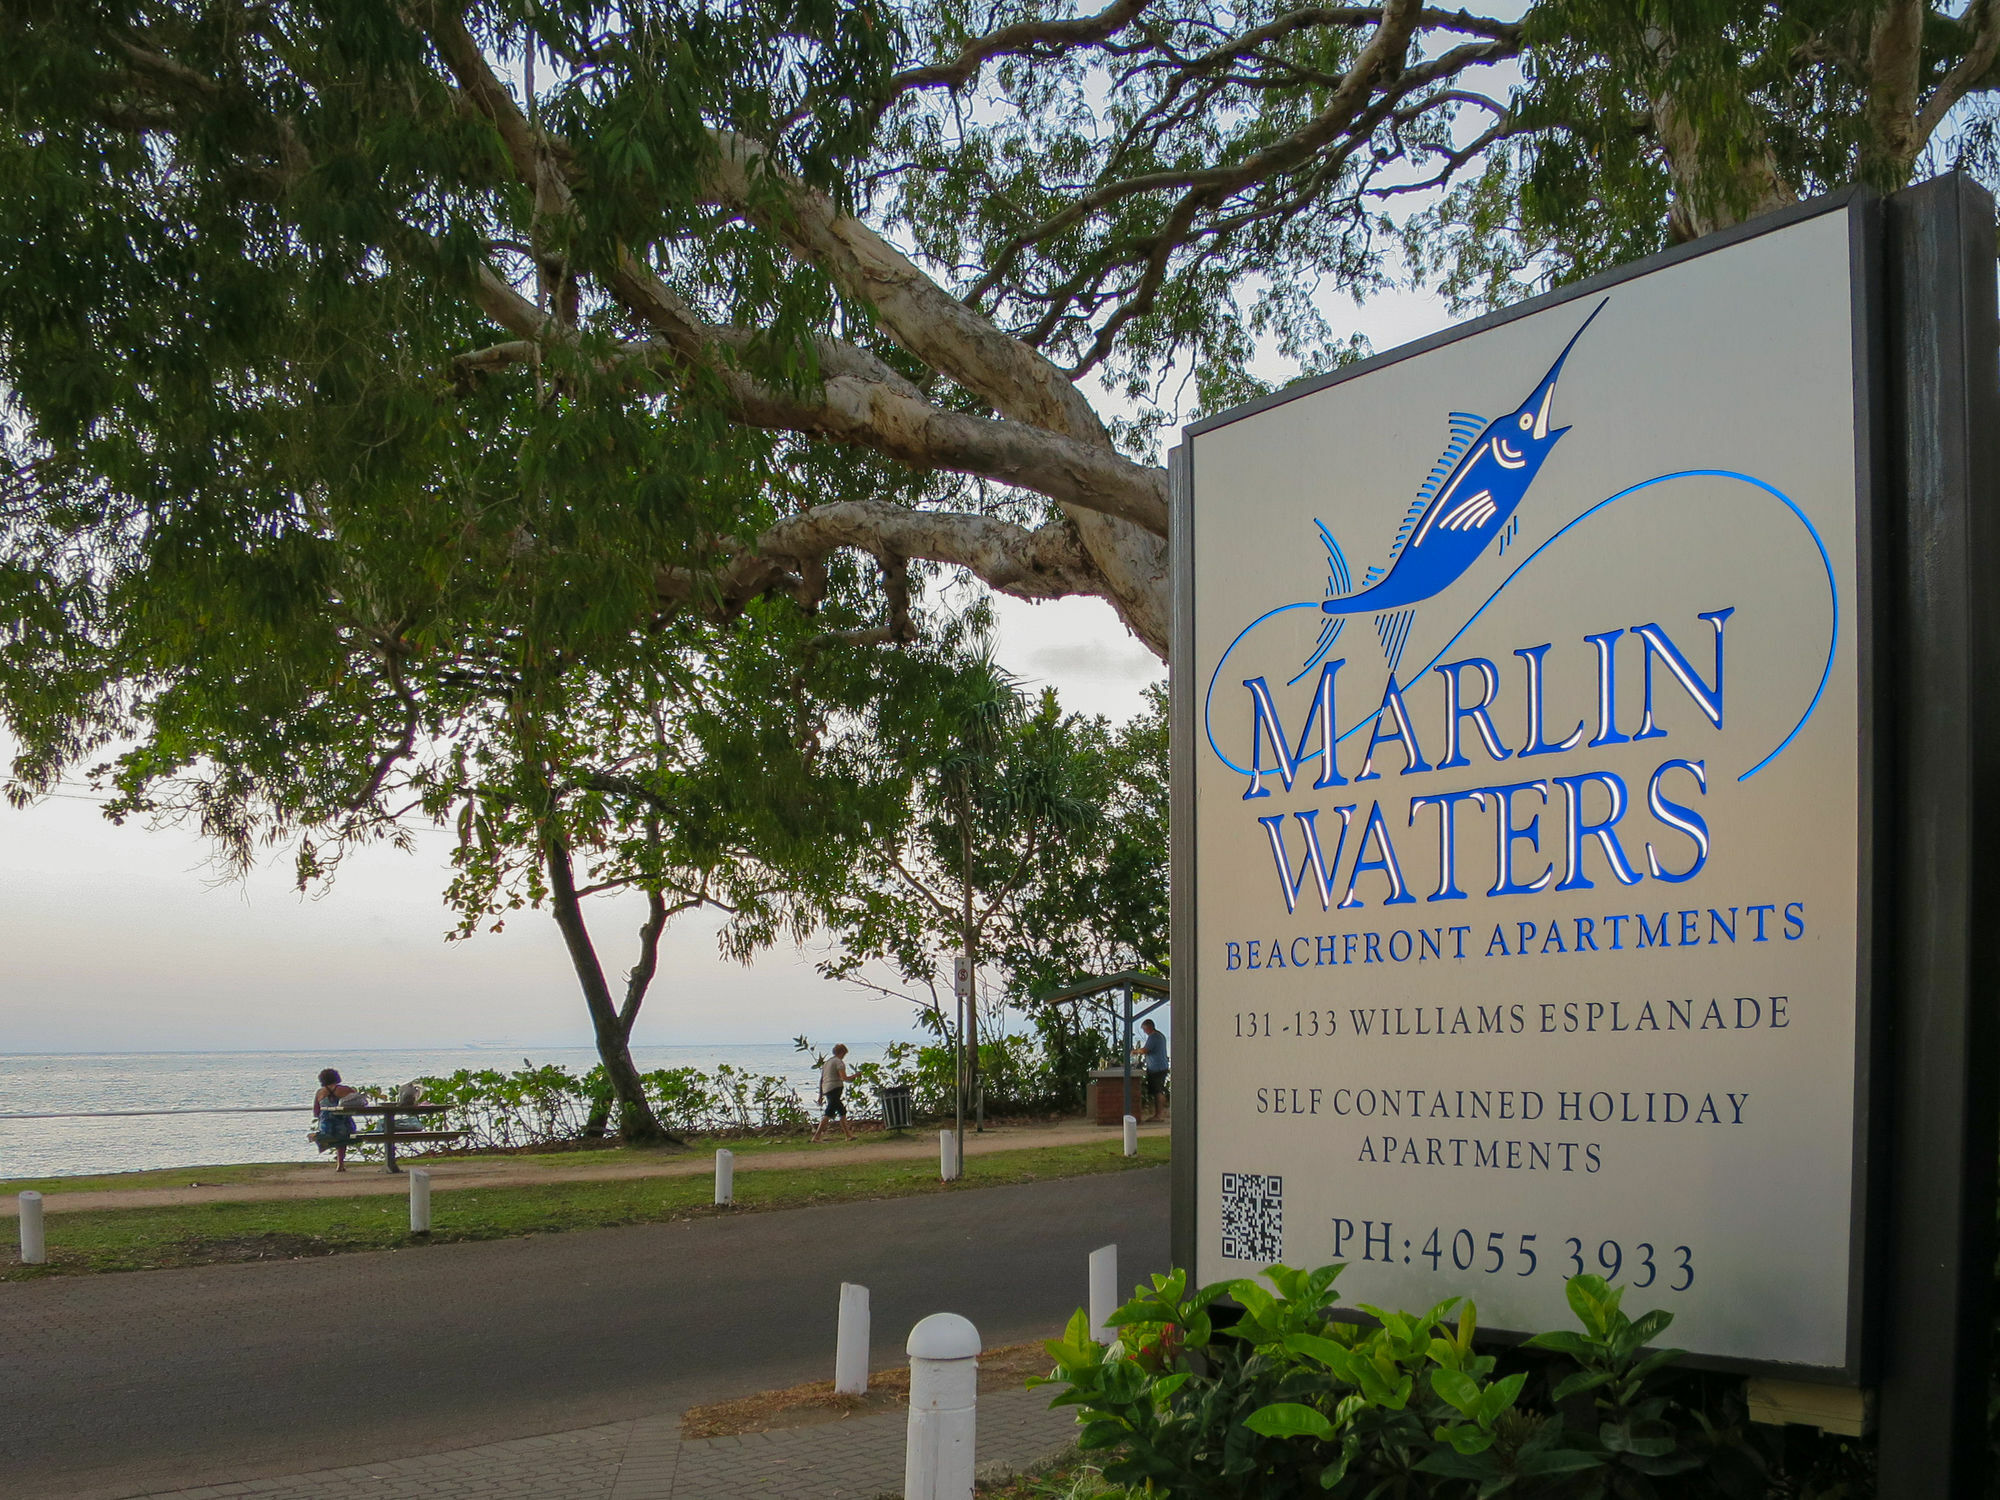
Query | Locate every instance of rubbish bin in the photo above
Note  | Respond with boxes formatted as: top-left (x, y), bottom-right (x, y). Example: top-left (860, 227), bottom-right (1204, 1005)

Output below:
top-left (877, 1083), bottom-right (915, 1132)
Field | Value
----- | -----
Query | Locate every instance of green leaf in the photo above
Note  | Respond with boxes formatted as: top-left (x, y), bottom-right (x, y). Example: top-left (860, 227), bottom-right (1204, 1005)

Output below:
top-left (1076, 1419), bottom-right (1131, 1451)
top-left (1627, 1347), bottom-right (1686, 1383)
top-left (1243, 1402), bottom-right (1338, 1440)
top-left (1601, 1421), bottom-right (1676, 1457)
top-left (1478, 1371), bottom-right (1527, 1422)
top-left (1523, 1330), bottom-right (1594, 1358)
top-left (1283, 1332), bottom-right (1352, 1366)
top-left (1550, 1369), bottom-right (1614, 1403)
top-left (1435, 1420), bottom-right (1499, 1455)
top-left (1515, 1447), bottom-right (1608, 1477)
top-left (1431, 1367), bottom-right (1483, 1416)
top-left (1626, 1308), bottom-right (1676, 1346)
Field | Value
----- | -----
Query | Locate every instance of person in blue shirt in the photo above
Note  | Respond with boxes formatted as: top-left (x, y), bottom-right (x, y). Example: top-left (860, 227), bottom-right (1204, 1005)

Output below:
top-left (1138, 1020), bottom-right (1169, 1122)
top-left (311, 1067), bottom-right (358, 1172)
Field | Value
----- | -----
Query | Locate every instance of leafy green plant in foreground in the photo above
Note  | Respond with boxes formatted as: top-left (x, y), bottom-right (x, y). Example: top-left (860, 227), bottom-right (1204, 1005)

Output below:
top-left (1039, 1263), bottom-right (1763, 1498)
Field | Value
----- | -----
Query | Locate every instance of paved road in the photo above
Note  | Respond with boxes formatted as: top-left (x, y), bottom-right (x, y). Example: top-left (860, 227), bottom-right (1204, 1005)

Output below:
top-left (0, 1168), bottom-right (1168, 1500)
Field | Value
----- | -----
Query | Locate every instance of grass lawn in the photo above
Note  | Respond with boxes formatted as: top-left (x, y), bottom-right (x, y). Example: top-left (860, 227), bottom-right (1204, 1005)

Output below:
top-left (1, 1135), bottom-right (1168, 1281)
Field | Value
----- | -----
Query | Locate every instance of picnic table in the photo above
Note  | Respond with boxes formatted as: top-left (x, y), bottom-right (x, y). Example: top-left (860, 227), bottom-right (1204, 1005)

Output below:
top-left (337, 1101), bottom-right (461, 1174)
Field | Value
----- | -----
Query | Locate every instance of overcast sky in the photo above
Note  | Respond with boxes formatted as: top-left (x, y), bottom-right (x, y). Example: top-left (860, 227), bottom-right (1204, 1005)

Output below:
top-left (0, 286), bottom-right (1451, 1056)
top-left (0, 595), bottom-right (1166, 1054)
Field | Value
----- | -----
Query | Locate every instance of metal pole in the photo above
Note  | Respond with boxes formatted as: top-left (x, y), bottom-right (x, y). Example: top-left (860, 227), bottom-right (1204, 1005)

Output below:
top-left (954, 956), bottom-right (967, 1175)
top-left (1121, 982), bottom-right (1133, 1122)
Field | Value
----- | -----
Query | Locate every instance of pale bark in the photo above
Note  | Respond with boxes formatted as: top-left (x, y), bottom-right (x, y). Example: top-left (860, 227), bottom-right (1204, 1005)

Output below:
top-left (1650, 86), bottom-right (1797, 238)
top-left (427, 3), bottom-right (1449, 657)
top-left (1914, 0), bottom-right (2000, 152)
top-left (1643, 21), bottom-right (1797, 239)
top-left (1863, 0), bottom-right (1928, 185)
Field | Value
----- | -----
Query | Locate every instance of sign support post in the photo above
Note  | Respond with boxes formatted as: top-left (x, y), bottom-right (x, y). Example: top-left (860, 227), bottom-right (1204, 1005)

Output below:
top-left (1872, 172), bottom-right (2000, 1497)
top-left (1169, 441), bottom-right (1199, 1272)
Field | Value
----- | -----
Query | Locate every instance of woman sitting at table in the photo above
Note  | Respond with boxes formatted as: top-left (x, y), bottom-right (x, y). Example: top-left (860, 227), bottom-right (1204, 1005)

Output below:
top-left (311, 1067), bottom-right (359, 1172)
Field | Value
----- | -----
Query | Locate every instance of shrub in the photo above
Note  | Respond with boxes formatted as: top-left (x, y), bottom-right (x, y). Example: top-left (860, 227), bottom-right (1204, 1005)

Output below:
top-left (1038, 1263), bottom-right (1767, 1498)
top-left (805, 1029), bottom-right (1110, 1120)
top-left (353, 1059), bottom-right (814, 1149)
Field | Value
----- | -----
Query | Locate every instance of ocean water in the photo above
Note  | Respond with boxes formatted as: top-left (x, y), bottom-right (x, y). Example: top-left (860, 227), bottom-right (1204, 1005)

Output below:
top-left (0, 1044), bottom-right (884, 1180)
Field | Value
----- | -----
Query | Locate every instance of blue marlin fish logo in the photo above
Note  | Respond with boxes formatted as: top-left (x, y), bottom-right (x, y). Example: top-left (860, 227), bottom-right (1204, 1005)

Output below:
top-left (1312, 299), bottom-right (1605, 677)
top-left (1205, 296), bottom-right (1842, 786)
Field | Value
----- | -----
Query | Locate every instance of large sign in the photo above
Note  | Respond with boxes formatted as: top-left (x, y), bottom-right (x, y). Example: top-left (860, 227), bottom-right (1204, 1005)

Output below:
top-left (1179, 201), bottom-right (1873, 1372)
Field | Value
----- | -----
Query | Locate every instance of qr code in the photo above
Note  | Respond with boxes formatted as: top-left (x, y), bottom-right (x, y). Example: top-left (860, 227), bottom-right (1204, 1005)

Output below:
top-left (1220, 1172), bottom-right (1282, 1262)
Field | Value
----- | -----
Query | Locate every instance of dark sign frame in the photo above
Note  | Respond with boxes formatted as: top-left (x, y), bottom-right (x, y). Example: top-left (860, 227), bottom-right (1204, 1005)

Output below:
top-left (1168, 176), bottom-right (1996, 1481)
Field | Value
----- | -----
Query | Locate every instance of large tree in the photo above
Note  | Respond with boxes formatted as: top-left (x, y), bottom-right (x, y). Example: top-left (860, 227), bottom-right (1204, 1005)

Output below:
top-left (1412, 0), bottom-right (2000, 310)
top-left (6, 3), bottom-right (1999, 1121)
top-left (0, 0), bottom-right (1534, 670)
top-left (995, 679), bottom-right (1168, 1001)
top-left (811, 650), bottom-right (1097, 1071)
top-left (7, 1), bottom-right (1993, 692)
top-left (420, 604), bottom-right (928, 1140)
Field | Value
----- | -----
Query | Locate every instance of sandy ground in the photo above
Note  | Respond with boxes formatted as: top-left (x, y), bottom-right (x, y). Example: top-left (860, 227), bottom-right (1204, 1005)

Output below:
top-left (0, 1114), bottom-right (1169, 1215)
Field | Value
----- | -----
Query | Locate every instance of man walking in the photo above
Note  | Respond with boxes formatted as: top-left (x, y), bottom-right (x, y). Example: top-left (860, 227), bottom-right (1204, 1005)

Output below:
top-left (1139, 1019), bottom-right (1169, 1122)
top-left (813, 1044), bottom-right (855, 1143)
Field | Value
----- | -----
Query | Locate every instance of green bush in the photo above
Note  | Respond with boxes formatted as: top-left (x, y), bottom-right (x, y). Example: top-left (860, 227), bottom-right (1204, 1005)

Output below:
top-left (1038, 1262), bottom-right (1768, 1498)
top-left (349, 1059), bottom-right (813, 1150)
top-left (802, 1028), bottom-right (1110, 1120)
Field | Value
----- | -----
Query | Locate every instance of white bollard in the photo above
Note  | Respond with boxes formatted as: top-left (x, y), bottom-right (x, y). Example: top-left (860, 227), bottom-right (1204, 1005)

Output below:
top-left (714, 1148), bottom-right (735, 1205)
top-left (938, 1128), bottom-right (960, 1182)
top-left (1089, 1243), bottom-right (1118, 1343)
top-left (1123, 1114), bottom-right (1139, 1156)
top-left (408, 1169), bottom-right (432, 1234)
top-left (904, 1313), bottom-right (981, 1500)
top-left (17, 1191), bottom-right (44, 1265)
top-left (835, 1281), bottom-right (871, 1395)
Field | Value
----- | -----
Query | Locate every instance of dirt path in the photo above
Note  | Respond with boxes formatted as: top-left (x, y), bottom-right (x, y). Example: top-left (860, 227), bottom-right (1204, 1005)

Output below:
top-left (0, 1116), bottom-right (1167, 1215)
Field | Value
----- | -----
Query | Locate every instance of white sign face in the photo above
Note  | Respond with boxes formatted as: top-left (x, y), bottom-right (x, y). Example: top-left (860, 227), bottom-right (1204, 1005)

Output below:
top-left (1185, 207), bottom-right (1867, 1369)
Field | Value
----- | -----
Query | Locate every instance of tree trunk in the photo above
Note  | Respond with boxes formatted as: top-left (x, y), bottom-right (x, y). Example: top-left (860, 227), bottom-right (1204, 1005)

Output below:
top-left (585, 889), bottom-right (673, 1138)
top-left (542, 829), bottom-right (679, 1146)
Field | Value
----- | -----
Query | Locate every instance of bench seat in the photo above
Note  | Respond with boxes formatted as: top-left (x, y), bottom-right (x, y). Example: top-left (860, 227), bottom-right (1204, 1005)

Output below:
top-left (358, 1131), bottom-right (464, 1144)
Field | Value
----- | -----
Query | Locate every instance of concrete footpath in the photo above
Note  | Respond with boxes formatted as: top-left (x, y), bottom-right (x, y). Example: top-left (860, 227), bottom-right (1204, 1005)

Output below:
top-left (138, 1385), bottom-right (1076, 1500)
top-left (0, 1168), bottom-right (1168, 1500)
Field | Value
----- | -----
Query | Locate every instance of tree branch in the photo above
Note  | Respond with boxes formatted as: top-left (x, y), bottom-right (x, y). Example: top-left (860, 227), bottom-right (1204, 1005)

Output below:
top-left (706, 131), bottom-right (1112, 446)
top-left (883, 0), bottom-right (1154, 103)
top-left (652, 501), bottom-right (1114, 627)
top-left (620, 887), bottom-right (669, 1039)
top-left (468, 262), bottom-right (1170, 534)
top-left (1915, 0), bottom-right (2000, 148)
top-left (1065, 0), bottom-right (1425, 373)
